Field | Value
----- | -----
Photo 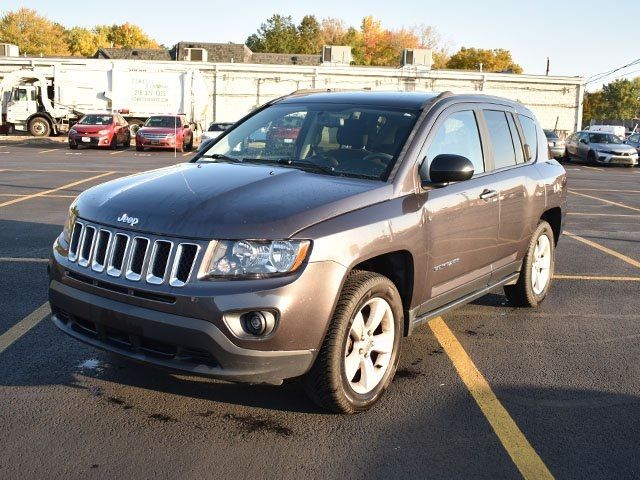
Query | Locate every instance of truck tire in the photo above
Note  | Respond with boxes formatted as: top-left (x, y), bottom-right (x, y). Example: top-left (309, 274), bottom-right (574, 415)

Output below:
top-left (304, 270), bottom-right (403, 413)
top-left (504, 221), bottom-right (555, 308)
top-left (28, 117), bottom-right (51, 137)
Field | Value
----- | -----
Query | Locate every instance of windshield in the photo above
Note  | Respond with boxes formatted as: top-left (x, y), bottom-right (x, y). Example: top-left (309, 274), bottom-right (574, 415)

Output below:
top-left (198, 103), bottom-right (419, 181)
top-left (544, 130), bottom-right (559, 139)
top-left (144, 116), bottom-right (180, 128)
top-left (209, 123), bottom-right (232, 132)
top-left (589, 133), bottom-right (622, 144)
top-left (78, 115), bottom-right (113, 125)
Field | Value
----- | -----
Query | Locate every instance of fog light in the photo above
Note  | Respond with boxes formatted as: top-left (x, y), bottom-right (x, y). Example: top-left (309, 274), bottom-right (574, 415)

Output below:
top-left (241, 311), bottom-right (267, 336)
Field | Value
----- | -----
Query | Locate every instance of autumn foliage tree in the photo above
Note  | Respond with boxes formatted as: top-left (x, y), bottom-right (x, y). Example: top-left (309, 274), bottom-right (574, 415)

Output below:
top-left (0, 8), bottom-right (69, 56)
top-left (446, 47), bottom-right (523, 73)
top-left (583, 78), bottom-right (640, 125)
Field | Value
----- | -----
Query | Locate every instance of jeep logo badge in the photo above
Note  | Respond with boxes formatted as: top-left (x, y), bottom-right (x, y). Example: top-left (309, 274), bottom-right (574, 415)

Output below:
top-left (117, 213), bottom-right (139, 226)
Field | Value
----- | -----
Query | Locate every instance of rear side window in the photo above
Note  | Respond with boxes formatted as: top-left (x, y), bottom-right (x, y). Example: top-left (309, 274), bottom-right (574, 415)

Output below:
top-left (507, 114), bottom-right (525, 164)
top-left (518, 115), bottom-right (538, 161)
top-left (426, 110), bottom-right (484, 175)
top-left (484, 110), bottom-right (517, 169)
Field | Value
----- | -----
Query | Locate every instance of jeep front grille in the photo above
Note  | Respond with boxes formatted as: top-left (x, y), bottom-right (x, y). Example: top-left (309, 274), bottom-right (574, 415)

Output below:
top-left (68, 221), bottom-right (200, 287)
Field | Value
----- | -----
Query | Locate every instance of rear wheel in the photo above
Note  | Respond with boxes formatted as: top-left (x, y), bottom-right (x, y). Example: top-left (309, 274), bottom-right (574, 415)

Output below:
top-left (504, 221), bottom-right (555, 307)
top-left (587, 150), bottom-right (597, 165)
top-left (136, 145), bottom-right (144, 152)
top-left (28, 117), bottom-right (51, 137)
top-left (304, 270), bottom-right (403, 413)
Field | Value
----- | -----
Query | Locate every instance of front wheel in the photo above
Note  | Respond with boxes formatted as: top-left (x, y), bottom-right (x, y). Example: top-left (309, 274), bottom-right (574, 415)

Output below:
top-left (304, 270), bottom-right (403, 413)
top-left (587, 150), bottom-right (597, 165)
top-left (28, 117), bottom-right (51, 137)
top-left (504, 221), bottom-right (555, 307)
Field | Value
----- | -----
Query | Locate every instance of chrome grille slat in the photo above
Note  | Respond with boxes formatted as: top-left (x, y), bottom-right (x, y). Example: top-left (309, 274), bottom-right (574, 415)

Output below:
top-left (78, 226), bottom-right (96, 267)
top-left (146, 240), bottom-right (173, 284)
top-left (66, 222), bottom-right (198, 287)
top-left (68, 222), bottom-right (83, 262)
top-left (125, 237), bottom-right (150, 281)
top-left (91, 230), bottom-right (112, 272)
top-left (169, 243), bottom-right (200, 287)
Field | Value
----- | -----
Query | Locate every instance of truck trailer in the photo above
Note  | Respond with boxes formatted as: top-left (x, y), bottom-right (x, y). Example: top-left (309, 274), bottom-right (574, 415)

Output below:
top-left (0, 60), bottom-right (211, 136)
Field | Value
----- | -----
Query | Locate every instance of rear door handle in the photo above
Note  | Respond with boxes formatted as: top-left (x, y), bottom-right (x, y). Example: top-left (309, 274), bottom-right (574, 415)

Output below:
top-left (479, 189), bottom-right (498, 200)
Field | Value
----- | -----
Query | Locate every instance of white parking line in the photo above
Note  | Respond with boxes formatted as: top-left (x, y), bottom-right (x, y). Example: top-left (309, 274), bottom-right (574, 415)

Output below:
top-left (0, 257), bottom-right (49, 263)
top-left (38, 148), bottom-right (63, 154)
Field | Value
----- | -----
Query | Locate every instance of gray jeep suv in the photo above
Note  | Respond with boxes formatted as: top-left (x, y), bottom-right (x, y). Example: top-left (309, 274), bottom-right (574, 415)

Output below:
top-left (49, 91), bottom-right (567, 413)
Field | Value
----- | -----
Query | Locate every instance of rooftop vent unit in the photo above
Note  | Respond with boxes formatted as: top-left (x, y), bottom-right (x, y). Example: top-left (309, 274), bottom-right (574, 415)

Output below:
top-left (185, 48), bottom-right (207, 62)
top-left (401, 48), bottom-right (433, 68)
top-left (322, 45), bottom-right (352, 66)
top-left (0, 44), bottom-right (19, 57)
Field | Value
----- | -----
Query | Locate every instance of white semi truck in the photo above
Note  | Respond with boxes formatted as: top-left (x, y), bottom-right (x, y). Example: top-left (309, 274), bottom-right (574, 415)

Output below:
top-left (0, 60), bottom-right (212, 136)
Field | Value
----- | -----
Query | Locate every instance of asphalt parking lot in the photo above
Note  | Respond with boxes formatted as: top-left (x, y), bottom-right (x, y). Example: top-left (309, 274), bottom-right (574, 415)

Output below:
top-left (1, 141), bottom-right (639, 479)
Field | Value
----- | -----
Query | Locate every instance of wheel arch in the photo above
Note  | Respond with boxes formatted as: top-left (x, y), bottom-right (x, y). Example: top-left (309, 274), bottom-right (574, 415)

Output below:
top-left (540, 207), bottom-right (562, 245)
top-left (350, 250), bottom-right (414, 335)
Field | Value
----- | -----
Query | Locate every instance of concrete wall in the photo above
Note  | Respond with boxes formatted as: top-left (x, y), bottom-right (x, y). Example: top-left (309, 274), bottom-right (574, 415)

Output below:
top-left (0, 58), bottom-right (583, 134)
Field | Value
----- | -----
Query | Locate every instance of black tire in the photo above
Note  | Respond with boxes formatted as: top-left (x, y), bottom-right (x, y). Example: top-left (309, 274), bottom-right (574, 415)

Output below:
top-left (587, 150), bottom-right (597, 165)
top-left (304, 270), bottom-right (403, 413)
top-left (28, 117), bottom-right (51, 137)
top-left (186, 136), bottom-right (194, 151)
top-left (136, 144), bottom-right (144, 152)
top-left (562, 149), bottom-right (570, 162)
top-left (504, 221), bottom-right (555, 308)
top-left (69, 144), bottom-right (78, 150)
top-left (110, 135), bottom-right (118, 150)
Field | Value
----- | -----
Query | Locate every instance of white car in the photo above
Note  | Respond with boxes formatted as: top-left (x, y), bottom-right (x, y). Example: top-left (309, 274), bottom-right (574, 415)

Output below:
top-left (199, 122), bottom-right (233, 149)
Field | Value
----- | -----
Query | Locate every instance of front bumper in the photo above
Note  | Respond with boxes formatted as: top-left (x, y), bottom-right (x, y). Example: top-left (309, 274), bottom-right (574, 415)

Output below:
top-left (549, 146), bottom-right (565, 159)
top-left (69, 134), bottom-right (111, 147)
top-left (137, 137), bottom-right (178, 149)
top-left (594, 152), bottom-right (638, 166)
top-left (48, 245), bottom-right (346, 384)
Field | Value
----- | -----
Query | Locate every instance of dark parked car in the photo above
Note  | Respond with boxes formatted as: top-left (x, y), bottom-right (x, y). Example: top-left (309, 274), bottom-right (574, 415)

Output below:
top-left (625, 132), bottom-right (640, 158)
top-left (544, 129), bottom-right (565, 160)
top-left (565, 131), bottom-right (638, 167)
top-left (68, 113), bottom-right (130, 150)
top-left (49, 91), bottom-right (566, 413)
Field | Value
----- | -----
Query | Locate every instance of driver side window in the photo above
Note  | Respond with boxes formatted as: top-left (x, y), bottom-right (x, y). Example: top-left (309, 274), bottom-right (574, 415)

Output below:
top-left (424, 110), bottom-right (485, 175)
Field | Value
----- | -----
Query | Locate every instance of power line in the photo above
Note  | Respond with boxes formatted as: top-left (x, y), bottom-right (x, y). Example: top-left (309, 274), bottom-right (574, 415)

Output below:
top-left (584, 57), bottom-right (640, 85)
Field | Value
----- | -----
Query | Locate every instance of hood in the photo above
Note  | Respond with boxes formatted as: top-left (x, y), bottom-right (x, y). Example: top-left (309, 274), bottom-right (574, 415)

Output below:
top-left (138, 127), bottom-right (181, 135)
top-left (592, 143), bottom-right (636, 153)
top-left (74, 162), bottom-right (391, 239)
top-left (73, 124), bottom-right (111, 134)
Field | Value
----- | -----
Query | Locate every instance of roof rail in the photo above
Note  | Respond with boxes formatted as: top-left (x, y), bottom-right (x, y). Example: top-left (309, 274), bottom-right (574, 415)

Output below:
top-left (420, 90), bottom-right (454, 109)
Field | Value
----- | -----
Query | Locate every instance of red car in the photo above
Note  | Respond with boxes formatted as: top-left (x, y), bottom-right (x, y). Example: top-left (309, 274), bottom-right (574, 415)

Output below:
top-left (68, 113), bottom-right (131, 149)
top-left (136, 115), bottom-right (193, 152)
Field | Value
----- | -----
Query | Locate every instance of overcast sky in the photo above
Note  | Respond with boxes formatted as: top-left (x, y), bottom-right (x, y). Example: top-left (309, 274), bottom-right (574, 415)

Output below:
top-left (2, 0), bottom-right (638, 91)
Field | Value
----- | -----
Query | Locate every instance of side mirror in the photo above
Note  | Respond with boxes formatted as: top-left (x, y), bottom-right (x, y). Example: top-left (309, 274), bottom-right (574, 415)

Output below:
top-left (420, 154), bottom-right (474, 188)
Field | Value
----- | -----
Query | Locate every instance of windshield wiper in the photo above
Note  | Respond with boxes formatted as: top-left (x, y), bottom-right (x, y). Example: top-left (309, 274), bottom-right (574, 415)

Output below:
top-left (200, 153), bottom-right (243, 163)
top-left (275, 159), bottom-right (337, 176)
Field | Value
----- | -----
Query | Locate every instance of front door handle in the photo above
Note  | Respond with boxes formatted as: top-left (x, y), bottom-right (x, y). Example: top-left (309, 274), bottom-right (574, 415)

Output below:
top-left (479, 189), bottom-right (498, 200)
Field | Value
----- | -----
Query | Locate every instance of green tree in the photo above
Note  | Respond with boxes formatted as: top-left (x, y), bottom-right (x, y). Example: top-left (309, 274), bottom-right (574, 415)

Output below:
top-left (0, 8), bottom-right (69, 56)
top-left (582, 90), bottom-right (606, 125)
top-left (600, 78), bottom-right (640, 119)
top-left (446, 47), bottom-right (523, 73)
top-left (245, 14), bottom-right (298, 53)
top-left (296, 15), bottom-right (321, 54)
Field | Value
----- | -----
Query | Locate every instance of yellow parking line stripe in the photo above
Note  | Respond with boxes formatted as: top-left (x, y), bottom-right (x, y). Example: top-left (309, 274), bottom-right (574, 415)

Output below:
top-left (0, 257), bottom-right (49, 263)
top-left (0, 303), bottom-right (51, 355)
top-left (429, 317), bottom-right (554, 480)
top-left (564, 231), bottom-right (640, 269)
top-left (0, 171), bottom-right (114, 209)
top-left (1, 168), bottom-right (112, 173)
top-left (0, 194), bottom-right (76, 199)
top-left (568, 190), bottom-right (640, 213)
top-left (181, 152), bottom-right (191, 157)
top-left (554, 274), bottom-right (640, 281)
top-left (572, 188), bottom-right (640, 194)
top-left (568, 212), bottom-right (640, 218)
top-left (38, 148), bottom-right (62, 154)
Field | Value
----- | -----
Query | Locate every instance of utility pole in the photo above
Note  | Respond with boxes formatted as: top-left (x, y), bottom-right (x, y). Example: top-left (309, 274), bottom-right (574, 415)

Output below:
top-left (546, 57), bottom-right (550, 76)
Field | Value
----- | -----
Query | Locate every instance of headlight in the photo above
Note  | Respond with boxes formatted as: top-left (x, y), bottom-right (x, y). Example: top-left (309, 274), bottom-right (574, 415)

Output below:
top-left (98, 129), bottom-right (109, 135)
top-left (167, 133), bottom-right (176, 138)
top-left (198, 240), bottom-right (310, 279)
top-left (61, 204), bottom-right (78, 245)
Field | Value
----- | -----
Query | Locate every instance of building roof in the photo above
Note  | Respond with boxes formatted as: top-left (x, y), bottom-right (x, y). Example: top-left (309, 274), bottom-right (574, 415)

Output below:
top-left (94, 48), bottom-right (172, 61)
